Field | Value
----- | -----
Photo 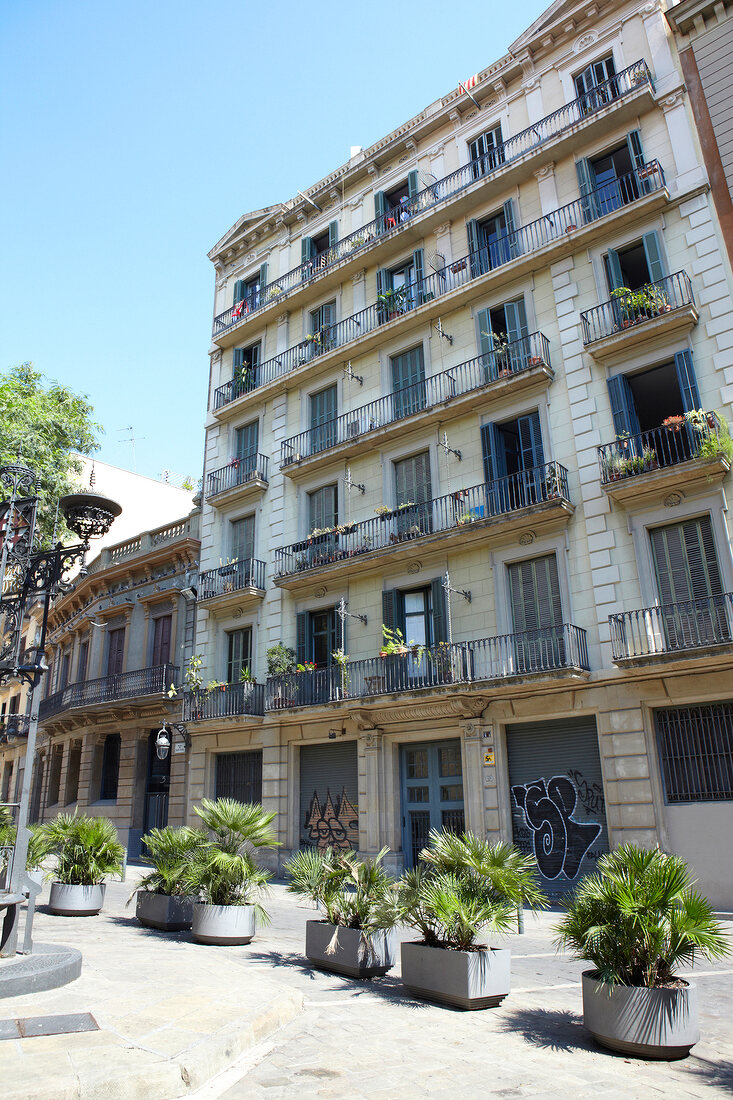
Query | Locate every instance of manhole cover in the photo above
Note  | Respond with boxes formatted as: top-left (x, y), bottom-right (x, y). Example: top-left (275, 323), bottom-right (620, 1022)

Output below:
top-left (0, 1012), bottom-right (98, 1040)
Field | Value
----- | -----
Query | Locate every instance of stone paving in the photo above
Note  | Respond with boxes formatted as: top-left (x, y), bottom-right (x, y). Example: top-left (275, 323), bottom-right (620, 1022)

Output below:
top-left (0, 872), bottom-right (731, 1099)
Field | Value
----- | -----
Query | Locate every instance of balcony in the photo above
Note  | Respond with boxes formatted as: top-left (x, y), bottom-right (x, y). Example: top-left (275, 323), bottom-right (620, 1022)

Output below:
top-left (205, 454), bottom-right (269, 505)
top-left (38, 664), bottom-right (178, 723)
top-left (197, 558), bottom-right (266, 613)
top-left (610, 594), bottom-right (733, 663)
top-left (212, 160), bottom-right (667, 416)
top-left (265, 625), bottom-right (589, 710)
top-left (275, 462), bottom-right (573, 588)
top-left (212, 60), bottom-right (654, 341)
top-left (581, 272), bottom-right (698, 358)
top-left (183, 682), bottom-right (265, 722)
top-left (281, 333), bottom-right (552, 474)
top-left (598, 416), bottom-right (731, 505)
top-left (0, 714), bottom-right (29, 742)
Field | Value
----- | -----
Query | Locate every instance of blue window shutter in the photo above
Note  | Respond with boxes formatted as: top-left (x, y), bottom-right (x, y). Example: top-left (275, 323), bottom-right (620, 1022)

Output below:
top-left (301, 237), bottom-right (313, 265)
top-left (296, 613), bottom-right (307, 666)
top-left (481, 422), bottom-right (507, 484)
top-left (374, 190), bottom-right (386, 233)
top-left (430, 577), bottom-right (448, 644)
top-left (607, 374), bottom-right (641, 437)
top-left (576, 158), bottom-right (600, 222)
top-left (412, 248), bottom-right (425, 305)
top-left (674, 349), bottom-right (702, 412)
top-left (606, 247), bottom-right (624, 291)
top-left (328, 220), bottom-right (338, 249)
top-left (407, 170), bottom-right (419, 200)
top-left (504, 298), bottom-right (528, 345)
top-left (503, 198), bottom-right (520, 258)
top-left (627, 129), bottom-right (645, 170)
top-left (259, 263), bottom-right (268, 300)
top-left (477, 308), bottom-right (492, 358)
top-left (467, 219), bottom-right (481, 277)
top-left (643, 231), bottom-right (666, 285)
top-left (517, 411), bottom-right (545, 470)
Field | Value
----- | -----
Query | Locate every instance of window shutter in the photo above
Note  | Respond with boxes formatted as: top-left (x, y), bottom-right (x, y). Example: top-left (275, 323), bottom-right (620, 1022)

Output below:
top-left (509, 555), bottom-right (562, 634)
top-left (477, 308), bottom-right (493, 359)
top-left (152, 615), bottom-right (172, 666)
top-left (674, 349), bottom-right (702, 412)
top-left (642, 231), bottom-right (666, 285)
top-left (412, 248), bottom-right (425, 304)
top-left (627, 129), bottom-right (646, 170)
top-left (503, 198), bottom-right (520, 258)
top-left (651, 517), bottom-right (723, 605)
top-left (328, 220), bottom-right (338, 250)
top-left (407, 170), bottom-right (419, 200)
top-left (233, 280), bottom-right (245, 304)
top-left (481, 422), bottom-right (507, 484)
top-left (233, 347), bottom-right (244, 378)
top-left (430, 577), bottom-right (448, 643)
top-left (517, 411), bottom-right (545, 470)
top-left (382, 589), bottom-right (403, 634)
top-left (374, 190), bottom-right (386, 232)
top-left (606, 247), bottom-right (624, 291)
top-left (607, 374), bottom-right (641, 437)
top-left (576, 158), bottom-right (600, 222)
top-left (296, 613), bottom-right (308, 666)
top-left (504, 298), bottom-right (528, 345)
top-left (467, 219), bottom-right (481, 277)
top-left (301, 237), bottom-right (313, 265)
top-left (250, 342), bottom-right (260, 369)
top-left (377, 267), bottom-right (391, 321)
top-left (231, 514), bottom-right (255, 561)
top-left (259, 263), bottom-right (268, 298)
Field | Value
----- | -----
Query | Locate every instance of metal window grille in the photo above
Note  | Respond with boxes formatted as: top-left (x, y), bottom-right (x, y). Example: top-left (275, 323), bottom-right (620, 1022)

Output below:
top-left (215, 750), bottom-right (262, 804)
top-left (655, 703), bottom-right (733, 802)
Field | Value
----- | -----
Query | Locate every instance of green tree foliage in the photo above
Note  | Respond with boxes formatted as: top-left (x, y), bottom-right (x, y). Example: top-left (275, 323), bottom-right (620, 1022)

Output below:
top-left (0, 363), bottom-right (101, 544)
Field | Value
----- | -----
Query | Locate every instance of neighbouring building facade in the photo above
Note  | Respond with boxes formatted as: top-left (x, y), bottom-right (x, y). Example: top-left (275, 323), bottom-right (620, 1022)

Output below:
top-left (191, 0), bottom-right (733, 906)
top-left (0, 511), bottom-right (201, 857)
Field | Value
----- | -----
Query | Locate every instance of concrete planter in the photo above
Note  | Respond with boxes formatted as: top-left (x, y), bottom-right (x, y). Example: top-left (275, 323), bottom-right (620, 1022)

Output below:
top-left (48, 882), bottom-right (105, 917)
top-left (192, 902), bottom-right (256, 945)
top-left (582, 971), bottom-right (699, 1059)
top-left (305, 920), bottom-right (395, 978)
top-left (135, 891), bottom-right (194, 932)
top-left (401, 942), bottom-right (511, 1009)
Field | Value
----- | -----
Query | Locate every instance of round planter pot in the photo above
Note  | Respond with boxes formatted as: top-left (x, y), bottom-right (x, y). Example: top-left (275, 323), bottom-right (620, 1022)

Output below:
top-left (305, 920), bottom-right (395, 978)
top-left (192, 902), bottom-right (256, 945)
top-left (48, 882), bottom-right (105, 917)
top-left (135, 892), bottom-right (194, 932)
top-left (400, 942), bottom-right (511, 1010)
top-left (582, 971), bottom-right (699, 1059)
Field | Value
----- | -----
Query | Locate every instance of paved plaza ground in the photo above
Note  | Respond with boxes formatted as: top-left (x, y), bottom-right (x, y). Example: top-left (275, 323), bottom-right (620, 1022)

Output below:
top-left (0, 869), bottom-right (732, 1099)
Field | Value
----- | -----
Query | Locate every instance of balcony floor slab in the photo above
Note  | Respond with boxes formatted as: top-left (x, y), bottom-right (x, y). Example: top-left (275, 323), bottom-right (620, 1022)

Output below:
top-left (602, 453), bottom-right (730, 506)
top-left (584, 303), bottom-right (699, 361)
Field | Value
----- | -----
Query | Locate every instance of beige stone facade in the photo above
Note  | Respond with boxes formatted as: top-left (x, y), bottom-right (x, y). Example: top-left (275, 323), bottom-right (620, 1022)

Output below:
top-left (193, 0), bottom-right (733, 906)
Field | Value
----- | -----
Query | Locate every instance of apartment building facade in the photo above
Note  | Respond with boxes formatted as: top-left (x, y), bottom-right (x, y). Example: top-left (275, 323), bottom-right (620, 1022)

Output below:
top-left (192, 0), bottom-right (733, 906)
top-left (0, 512), bottom-right (201, 857)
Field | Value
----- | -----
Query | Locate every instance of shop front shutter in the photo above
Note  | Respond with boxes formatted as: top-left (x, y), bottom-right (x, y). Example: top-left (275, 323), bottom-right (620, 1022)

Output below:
top-left (506, 715), bottom-right (608, 895)
top-left (299, 741), bottom-right (359, 850)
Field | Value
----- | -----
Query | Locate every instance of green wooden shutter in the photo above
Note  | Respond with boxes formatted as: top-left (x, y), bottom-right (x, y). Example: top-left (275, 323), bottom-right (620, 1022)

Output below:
top-left (503, 199), bottom-right (520, 258)
top-left (517, 411), bottom-right (545, 470)
top-left (328, 220), bottom-right (338, 249)
top-left (374, 190), bottom-right (386, 233)
top-left (259, 263), bottom-right (268, 301)
top-left (233, 280), bottom-right (245, 304)
top-left (296, 613), bottom-right (308, 666)
top-left (504, 299), bottom-right (528, 369)
top-left (651, 517), bottom-right (723, 605)
top-left (301, 237), bottom-right (313, 265)
top-left (477, 308), bottom-right (492, 359)
top-left (391, 346), bottom-right (426, 418)
top-left (607, 375), bottom-right (641, 437)
top-left (627, 129), bottom-right (646, 170)
top-left (606, 247), bottom-right (624, 291)
top-left (642, 231), bottom-right (666, 285)
top-left (509, 555), bottom-right (563, 634)
top-left (412, 248), bottom-right (425, 305)
top-left (467, 219), bottom-right (482, 277)
top-left (382, 589), bottom-right (405, 634)
top-left (430, 577), bottom-right (448, 643)
top-left (231, 515), bottom-right (255, 561)
top-left (576, 158), bottom-right (600, 223)
top-left (377, 268), bottom-right (392, 322)
top-left (233, 347), bottom-right (244, 379)
top-left (310, 385), bottom-right (337, 429)
top-left (674, 350), bottom-right (702, 412)
top-left (236, 420), bottom-right (259, 459)
top-left (407, 170), bottom-right (419, 200)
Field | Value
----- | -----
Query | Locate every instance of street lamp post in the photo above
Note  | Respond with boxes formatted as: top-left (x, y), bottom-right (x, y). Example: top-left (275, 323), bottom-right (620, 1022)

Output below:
top-left (0, 462), bottom-right (120, 957)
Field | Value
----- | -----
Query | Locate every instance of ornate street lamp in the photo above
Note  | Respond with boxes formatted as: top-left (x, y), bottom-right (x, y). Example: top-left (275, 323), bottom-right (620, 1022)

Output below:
top-left (0, 463), bottom-right (120, 958)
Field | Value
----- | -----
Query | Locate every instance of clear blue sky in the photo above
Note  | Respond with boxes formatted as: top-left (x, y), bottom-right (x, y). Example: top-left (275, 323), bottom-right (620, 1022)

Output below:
top-left (1, 0), bottom-right (544, 483)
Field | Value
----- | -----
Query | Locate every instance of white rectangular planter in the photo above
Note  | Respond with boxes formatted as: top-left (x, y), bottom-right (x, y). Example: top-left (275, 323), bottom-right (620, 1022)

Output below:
top-left (400, 942), bottom-right (511, 1009)
top-left (135, 892), bottom-right (194, 931)
top-left (305, 921), bottom-right (395, 978)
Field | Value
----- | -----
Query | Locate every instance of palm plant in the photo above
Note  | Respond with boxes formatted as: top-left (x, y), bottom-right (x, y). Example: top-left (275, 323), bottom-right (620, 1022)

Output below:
top-left (398, 830), bottom-right (547, 950)
top-left (555, 844), bottom-right (729, 987)
top-left (40, 812), bottom-right (125, 885)
top-left (284, 846), bottom-right (399, 935)
top-left (182, 798), bottom-right (277, 919)
top-left (131, 825), bottom-right (206, 899)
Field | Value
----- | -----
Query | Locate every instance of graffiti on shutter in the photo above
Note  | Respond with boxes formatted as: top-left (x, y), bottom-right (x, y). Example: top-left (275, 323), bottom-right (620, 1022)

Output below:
top-left (304, 787), bottom-right (359, 850)
top-left (511, 774), bottom-right (602, 880)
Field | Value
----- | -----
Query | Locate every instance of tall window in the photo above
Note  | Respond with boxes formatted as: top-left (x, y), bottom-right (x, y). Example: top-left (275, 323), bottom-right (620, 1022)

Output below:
top-left (47, 743), bottom-right (63, 806)
top-left (151, 615), bottom-right (172, 666)
top-left (233, 342), bottom-right (261, 395)
top-left (476, 297), bottom-right (529, 378)
top-left (60, 651), bottom-right (71, 690)
top-left (231, 515), bottom-right (255, 562)
top-left (77, 639), bottom-right (89, 682)
top-left (227, 627), bottom-right (252, 684)
top-left (107, 628), bottom-right (125, 676)
top-left (394, 451), bottom-right (432, 537)
top-left (469, 123), bottom-right (504, 178)
top-left (235, 420), bottom-right (259, 468)
top-left (573, 54), bottom-right (618, 112)
top-left (508, 554), bottom-right (564, 670)
top-left (309, 301), bottom-right (336, 355)
top-left (391, 346), bottom-right (426, 420)
top-left (649, 516), bottom-right (729, 648)
top-left (65, 740), bottom-right (82, 805)
top-left (308, 484), bottom-right (338, 534)
top-left (376, 250), bottom-right (425, 318)
top-left (481, 409), bottom-right (546, 511)
top-left (466, 200), bottom-right (518, 278)
top-left (297, 608), bottom-right (337, 668)
top-left (310, 384), bottom-right (338, 454)
top-left (100, 733), bottom-right (121, 801)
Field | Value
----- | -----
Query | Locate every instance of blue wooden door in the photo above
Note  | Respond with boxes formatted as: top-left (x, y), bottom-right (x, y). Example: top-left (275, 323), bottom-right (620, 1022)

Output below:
top-left (400, 739), bottom-right (464, 867)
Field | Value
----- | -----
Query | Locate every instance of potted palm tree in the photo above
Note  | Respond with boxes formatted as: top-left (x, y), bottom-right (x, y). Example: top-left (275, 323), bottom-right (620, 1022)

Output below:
top-left (284, 846), bottom-right (399, 978)
top-left (130, 825), bottom-right (206, 931)
top-left (41, 812), bottom-right (125, 916)
top-left (184, 798), bottom-right (278, 945)
top-left (556, 844), bottom-right (729, 1060)
top-left (398, 830), bottom-right (546, 1009)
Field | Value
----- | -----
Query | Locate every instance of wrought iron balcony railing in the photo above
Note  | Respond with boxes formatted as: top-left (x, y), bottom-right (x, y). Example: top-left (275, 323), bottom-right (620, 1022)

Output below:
top-left (580, 271), bottom-right (694, 345)
top-left (265, 625), bottom-right (589, 708)
top-left (213, 159), bottom-right (664, 412)
top-left (0, 714), bottom-right (29, 740)
top-left (205, 454), bottom-right (269, 499)
top-left (281, 332), bottom-right (551, 467)
top-left (212, 60), bottom-right (653, 337)
top-left (275, 461), bottom-right (570, 578)
top-left (198, 558), bottom-right (266, 600)
top-left (610, 593), bottom-right (733, 660)
top-left (598, 414), bottom-right (723, 485)
top-left (39, 663), bottom-right (178, 722)
top-left (183, 681), bottom-right (265, 721)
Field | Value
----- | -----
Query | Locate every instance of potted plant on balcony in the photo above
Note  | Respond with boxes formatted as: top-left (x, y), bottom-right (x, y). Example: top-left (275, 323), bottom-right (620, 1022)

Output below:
top-left (556, 845), bottom-right (729, 1059)
top-left (267, 644), bottom-right (296, 709)
top-left (41, 812), bottom-right (125, 917)
top-left (662, 414), bottom-right (686, 433)
top-left (284, 847), bottom-right (400, 978)
top-left (397, 830), bottom-right (546, 1009)
top-left (377, 286), bottom-right (408, 320)
top-left (332, 648), bottom-right (350, 698)
top-left (374, 505), bottom-right (392, 520)
top-left (184, 798), bottom-right (278, 945)
top-left (428, 641), bottom-right (455, 684)
top-left (130, 825), bottom-right (206, 931)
